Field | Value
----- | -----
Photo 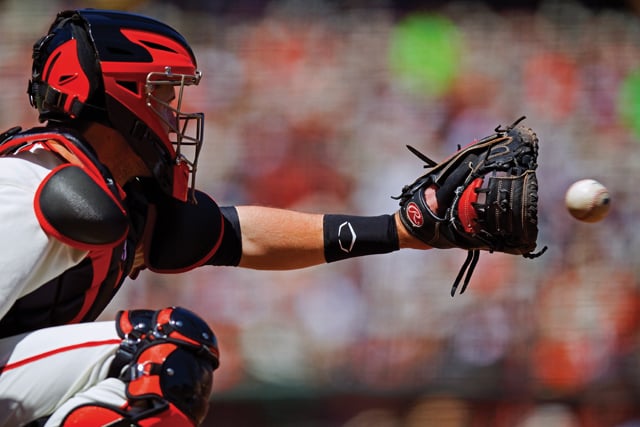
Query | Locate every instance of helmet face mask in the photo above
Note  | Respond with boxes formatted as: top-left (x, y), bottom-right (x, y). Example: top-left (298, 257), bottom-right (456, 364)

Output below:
top-left (29, 9), bottom-right (205, 202)
top-left (146, 68), bottom-right (204, 201)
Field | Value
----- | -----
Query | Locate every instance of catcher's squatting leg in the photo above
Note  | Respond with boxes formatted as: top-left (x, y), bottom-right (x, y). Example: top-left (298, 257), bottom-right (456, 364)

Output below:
top-left (0, 307), bottom-right (219, 427)
top-left (0, 322), bottom-right (119, 426)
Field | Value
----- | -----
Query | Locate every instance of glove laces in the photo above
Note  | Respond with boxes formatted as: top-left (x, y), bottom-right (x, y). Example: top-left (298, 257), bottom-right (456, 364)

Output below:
top-left (450, 249), bottom-right (480, 296)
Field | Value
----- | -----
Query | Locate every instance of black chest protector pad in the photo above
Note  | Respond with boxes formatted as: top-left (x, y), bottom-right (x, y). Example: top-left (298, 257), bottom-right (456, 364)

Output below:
top-left (36, 164), bottom-right (129, 248)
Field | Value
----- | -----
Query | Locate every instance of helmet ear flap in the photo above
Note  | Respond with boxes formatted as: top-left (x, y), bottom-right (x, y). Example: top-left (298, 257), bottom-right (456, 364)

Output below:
top-left (28, 11), bottom-right (105, 123)
top-left (72, 17), bottom-right (105, 113)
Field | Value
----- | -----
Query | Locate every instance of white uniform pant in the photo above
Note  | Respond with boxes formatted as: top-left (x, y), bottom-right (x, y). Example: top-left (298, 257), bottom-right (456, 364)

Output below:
top-left (0, 321), bottom-right (125, 427)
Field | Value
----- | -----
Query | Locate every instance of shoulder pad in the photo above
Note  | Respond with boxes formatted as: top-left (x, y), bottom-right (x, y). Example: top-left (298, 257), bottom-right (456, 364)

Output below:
top-left (35, 164), bottom-right (128, 248)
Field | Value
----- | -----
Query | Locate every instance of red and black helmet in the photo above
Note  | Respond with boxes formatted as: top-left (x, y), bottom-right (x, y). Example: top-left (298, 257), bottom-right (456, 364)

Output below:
top-left (28, 9), bottom-right (204, 201)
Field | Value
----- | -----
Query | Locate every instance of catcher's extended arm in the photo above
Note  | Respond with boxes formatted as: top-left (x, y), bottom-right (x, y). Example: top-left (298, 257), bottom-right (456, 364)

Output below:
top-left (395, 116), bottom-right (546, 296)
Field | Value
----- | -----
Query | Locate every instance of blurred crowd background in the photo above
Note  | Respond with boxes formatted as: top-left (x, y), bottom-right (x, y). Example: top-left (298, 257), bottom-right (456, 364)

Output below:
top-left (2, 0), bottom-right (640, 425)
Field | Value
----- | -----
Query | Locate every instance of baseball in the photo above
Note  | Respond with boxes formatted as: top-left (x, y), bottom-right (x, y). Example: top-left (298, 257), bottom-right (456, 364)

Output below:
top-left (564, 179), bottom-right (611, 222)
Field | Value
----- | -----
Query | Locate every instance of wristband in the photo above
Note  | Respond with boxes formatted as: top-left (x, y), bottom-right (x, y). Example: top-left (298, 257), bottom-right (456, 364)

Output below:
top-left (323, 214), bottom-right (399, 263)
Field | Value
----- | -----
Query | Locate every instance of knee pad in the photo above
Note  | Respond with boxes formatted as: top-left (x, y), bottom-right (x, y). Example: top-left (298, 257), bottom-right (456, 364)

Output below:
top-left (108, 306), bottom-right (220, 425)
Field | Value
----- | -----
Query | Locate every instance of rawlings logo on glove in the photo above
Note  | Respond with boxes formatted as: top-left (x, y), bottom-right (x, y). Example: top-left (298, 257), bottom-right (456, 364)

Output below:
top-left (406, 202), bottom-right (424, 228)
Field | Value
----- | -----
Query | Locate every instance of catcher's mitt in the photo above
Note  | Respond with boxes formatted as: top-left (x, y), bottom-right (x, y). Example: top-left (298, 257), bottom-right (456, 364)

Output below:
top-left (395, 116), bottom-right (546, 296)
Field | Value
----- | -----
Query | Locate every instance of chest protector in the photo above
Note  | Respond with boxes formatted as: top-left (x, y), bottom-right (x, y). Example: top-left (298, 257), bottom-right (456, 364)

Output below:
top-left (0, 126), bottom-right (139, 337)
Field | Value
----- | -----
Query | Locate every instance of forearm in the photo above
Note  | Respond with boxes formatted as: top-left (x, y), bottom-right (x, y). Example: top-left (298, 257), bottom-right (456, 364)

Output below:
top-left (235, 206), bottom-right (325, 269)
top-left (234, 206), bottom-right (428, 270)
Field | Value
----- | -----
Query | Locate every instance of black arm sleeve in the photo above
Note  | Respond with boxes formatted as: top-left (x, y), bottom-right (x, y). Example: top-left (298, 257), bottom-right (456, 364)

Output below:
top-left (205, 206), bottom-right (243, 266)
top-left (147, 190), bottom-right (224, 272)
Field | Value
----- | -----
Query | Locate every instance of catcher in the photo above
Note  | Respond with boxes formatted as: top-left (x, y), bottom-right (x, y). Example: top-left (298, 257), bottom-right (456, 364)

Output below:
top-left (0, 8), bottom-right (543, 427)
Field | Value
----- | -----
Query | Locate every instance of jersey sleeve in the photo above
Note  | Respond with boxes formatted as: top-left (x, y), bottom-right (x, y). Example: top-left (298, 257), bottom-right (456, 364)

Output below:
top-left (0, 155), bottom-right (87, 321)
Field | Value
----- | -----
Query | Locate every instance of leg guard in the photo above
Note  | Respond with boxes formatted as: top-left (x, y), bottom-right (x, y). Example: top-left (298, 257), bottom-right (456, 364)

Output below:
top-left (104, 306), bottom-right (220, 426)
top-left (60, 400), bottom-right (194, 426)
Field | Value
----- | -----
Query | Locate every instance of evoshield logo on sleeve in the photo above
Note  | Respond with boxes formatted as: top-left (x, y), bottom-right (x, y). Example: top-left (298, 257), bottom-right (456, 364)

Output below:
top-left (337, 221), bottom-right (356, 253)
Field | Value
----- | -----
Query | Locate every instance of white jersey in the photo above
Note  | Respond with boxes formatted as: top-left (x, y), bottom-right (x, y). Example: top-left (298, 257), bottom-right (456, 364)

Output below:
top-left (0, 151), bottom-right (114, 426)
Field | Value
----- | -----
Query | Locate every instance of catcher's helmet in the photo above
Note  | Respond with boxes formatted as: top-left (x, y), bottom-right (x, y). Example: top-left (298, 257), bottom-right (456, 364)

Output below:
top-left (28, 9), bottom-right (204, 201)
